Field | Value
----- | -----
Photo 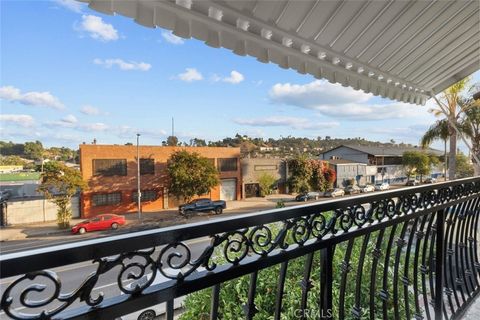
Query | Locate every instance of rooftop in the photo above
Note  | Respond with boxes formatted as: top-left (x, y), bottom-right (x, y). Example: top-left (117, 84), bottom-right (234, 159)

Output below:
top-left (327, 144), bottom-right (444, 157)
top-left (325, 158), bottom-right (365, 165)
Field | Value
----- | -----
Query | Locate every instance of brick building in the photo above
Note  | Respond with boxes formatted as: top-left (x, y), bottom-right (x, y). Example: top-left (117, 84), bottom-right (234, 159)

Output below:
top-left (79, 145), bottom-right (241, 218)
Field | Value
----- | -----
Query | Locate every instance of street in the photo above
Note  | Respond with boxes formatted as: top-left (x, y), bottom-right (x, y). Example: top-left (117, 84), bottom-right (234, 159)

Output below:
top-left (0, 237), bottom-right (211, 319)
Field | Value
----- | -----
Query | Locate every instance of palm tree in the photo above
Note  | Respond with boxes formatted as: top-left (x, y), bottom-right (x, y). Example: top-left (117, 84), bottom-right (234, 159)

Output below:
top-left (430, 77), bottom-right (471, 179)
top-left (460, 97), bottom-right (480, 175)
top-left (421, 119), bottom-right (449, 179)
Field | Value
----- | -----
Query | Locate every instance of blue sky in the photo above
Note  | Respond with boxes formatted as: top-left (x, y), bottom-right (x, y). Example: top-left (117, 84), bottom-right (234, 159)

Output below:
top-left (1, 0), bottom-right (479, 150)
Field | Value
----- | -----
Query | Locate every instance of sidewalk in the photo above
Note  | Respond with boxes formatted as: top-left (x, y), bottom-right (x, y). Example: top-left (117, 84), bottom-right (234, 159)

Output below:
top-left (0, 195), bottom-right (295, 242)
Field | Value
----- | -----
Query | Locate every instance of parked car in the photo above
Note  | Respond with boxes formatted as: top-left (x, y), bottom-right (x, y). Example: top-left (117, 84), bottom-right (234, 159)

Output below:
top-left (344, 185), bottom-right (361, 195)
top-left (119, 270), bottom-right (187, 320)
top-left (406, 179), bottom-right (420, 186)
top-left (324, 188), bottom-right (345, 198)
top-left (295, 191), bottom-right (321, 201)
top-left (374, 182), bottom-right (390, 191)
top-left (359, 185), bottom-right (375, 193)
top-left (71, 214), bottom-right (126, 234)
top-left (0, 190), bottom-right (12, 201)
top-left (179, 198), bottom-right (226, 215)
top-left (424, 177), bottom-right (437, 184)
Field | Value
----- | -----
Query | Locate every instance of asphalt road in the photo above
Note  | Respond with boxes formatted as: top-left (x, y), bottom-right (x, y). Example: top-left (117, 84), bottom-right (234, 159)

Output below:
top-left (0, 190), bottom-right (387, 254)
top-left (0, 237), bottom-right (211, 319)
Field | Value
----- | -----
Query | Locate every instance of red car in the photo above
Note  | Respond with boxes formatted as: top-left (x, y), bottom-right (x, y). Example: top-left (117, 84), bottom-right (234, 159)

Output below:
top-left (71, 214), bottom-right (126, 234)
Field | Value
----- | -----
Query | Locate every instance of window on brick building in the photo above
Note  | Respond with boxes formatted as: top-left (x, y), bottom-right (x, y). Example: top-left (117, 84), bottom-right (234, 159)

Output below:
top-left (93, 159), bottom-right (127, 176)
top-left (132, 190), bottom-right (158, 202)
top-left (92, 192), bottom-right (122, 206)
top-left (218, 158), bottom-right (237, 172)
top-left (140, 158), bottom-right (155, 175)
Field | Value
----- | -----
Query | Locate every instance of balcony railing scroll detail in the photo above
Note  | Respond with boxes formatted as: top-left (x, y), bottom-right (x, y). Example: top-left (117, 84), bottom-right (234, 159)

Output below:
top-left (1, 177), bottom-right (480, 319)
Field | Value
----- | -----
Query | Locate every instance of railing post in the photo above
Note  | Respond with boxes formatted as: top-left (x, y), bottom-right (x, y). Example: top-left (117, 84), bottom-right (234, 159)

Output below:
top-left (320, 245), bottom-right (334, 319)
top-left (435, 209), bottom-right (445, 320)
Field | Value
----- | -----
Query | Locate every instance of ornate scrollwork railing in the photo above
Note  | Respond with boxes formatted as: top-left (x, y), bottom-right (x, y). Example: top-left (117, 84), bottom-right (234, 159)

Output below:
top-left (1, 177), bottom-right (479, 319)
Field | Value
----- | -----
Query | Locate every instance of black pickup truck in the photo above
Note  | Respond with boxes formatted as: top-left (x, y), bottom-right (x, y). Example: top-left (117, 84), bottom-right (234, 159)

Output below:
top-left (178, 198), bottom-right (227, 215)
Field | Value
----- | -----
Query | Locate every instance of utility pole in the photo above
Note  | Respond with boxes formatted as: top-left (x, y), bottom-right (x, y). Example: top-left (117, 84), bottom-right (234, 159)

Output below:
top-left (136, 133), bottom-right (142, 220)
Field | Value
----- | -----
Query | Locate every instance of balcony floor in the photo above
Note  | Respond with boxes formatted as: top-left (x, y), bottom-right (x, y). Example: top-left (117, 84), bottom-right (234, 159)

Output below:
top-left (463, 295), bottom-right (480, 319)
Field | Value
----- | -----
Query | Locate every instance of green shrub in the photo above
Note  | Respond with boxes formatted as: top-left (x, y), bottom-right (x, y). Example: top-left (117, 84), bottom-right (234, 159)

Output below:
top-left (179, 224), bottom-right (418, 319)
top-left (258, 173), bottom-right (277, 197)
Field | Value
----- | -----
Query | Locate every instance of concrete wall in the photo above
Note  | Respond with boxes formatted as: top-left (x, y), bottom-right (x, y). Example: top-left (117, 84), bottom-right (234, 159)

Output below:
top-left (241, 158), bottom-right (287, 196)
top-left (321, 146), bottom-right (369, 164)
top-left (4, 196), bottom-right (80, 225)
top-left (334, 164), bottom-right (367, 187)
top-left (0, 181), bottom-right (42, 198)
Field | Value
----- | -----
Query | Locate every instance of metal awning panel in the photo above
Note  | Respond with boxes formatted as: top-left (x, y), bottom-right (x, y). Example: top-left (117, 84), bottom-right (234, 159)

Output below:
top-left (80, 0), bottom-right (480, 105)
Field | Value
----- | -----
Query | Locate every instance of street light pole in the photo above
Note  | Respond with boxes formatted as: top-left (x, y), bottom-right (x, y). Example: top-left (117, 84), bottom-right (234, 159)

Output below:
top-left (136, 133), bottom-right (142, 221)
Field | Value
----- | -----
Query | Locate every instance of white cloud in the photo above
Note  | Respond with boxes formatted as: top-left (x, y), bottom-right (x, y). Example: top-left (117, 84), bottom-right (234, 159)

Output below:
top-left (62, 114), bottom-right (78, 124)
top-left (54, 0), bottom-right (84, 13)
top-left (161, 31), bottom-right (184, 45)
top-left (177, 68), bottom-right (203, 82)
top-left (234, 116), bottom-right (339, 130)
top-left (0, 86), bottom-right (65, 109)
top-left (93, 58), bottom-right (151, 71)
top-left (78, 15), bottom-right (119, 42)
top-left (212, 70), bottom-right (245, 84)
top-left (80, 105), bottom-right (105, 115)
top-left (268, 80), bottom-right (424, 121)
top-left (117, 125), bottom-right (168, 139)
top-left (223, 71), bottom-right (245, 84)
top-left (0, 114), bottom-right (35, 127)
top-left (80, 122), bottom-right (109, 132)
top-left (312, 103), bottom-right (420, 120)
top-left (269, 80), bottom-right (371, 107)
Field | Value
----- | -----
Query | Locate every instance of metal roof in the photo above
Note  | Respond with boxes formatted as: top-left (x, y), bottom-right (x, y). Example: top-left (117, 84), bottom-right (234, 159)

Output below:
top-left (324, 144), bottom-right (444, 157)
top-left (81, 0), bottom-right (480, 105)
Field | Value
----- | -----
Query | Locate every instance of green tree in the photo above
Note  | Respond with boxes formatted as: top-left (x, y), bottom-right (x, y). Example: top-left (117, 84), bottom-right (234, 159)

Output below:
top-left (167, 150), bottom-right (219, 203)
top-left (257, 173), bottom-right (277, 197)
top-left (166, 136), bottom-right (179, 146)
top-left (0, 141), bottom-right (24, 155)
top-left (24, 140), bottom-right (44, 161)
top-left (190, 138), bottom-right (207, 147)
top-left (461, 97), bottom-right (480, 174)
top-left (308, 160), bottom-right (326, 191)
top-left (456, 153), bottom-right (474, 178)
top-left (421, 119), bottom-right (449, 179)
top-left (430, 77), bottom-right (471, 179)
top-left (0, 155), bottom-right (27, 166)
top-left (287, 156), bottom-right (312, 193)
top-left (402, 151), bottom-right (430, 181)
top-left (38, 161), bottom-right (86, 228)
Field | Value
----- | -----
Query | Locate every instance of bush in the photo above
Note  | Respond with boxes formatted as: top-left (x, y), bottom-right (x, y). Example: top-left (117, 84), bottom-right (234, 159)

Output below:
top-left (258, 173), bottom-right (277, 197)
top-left (179, 224), bottom-right (416, 319)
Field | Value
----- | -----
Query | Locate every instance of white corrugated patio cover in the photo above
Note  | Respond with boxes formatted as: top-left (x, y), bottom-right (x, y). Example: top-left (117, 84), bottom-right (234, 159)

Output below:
top-left (80, 0), bottom-right (480, 105)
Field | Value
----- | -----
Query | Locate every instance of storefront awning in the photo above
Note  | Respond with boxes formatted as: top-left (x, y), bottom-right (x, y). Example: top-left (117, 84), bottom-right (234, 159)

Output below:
top-left (80, 0), bottom-right (480, 105)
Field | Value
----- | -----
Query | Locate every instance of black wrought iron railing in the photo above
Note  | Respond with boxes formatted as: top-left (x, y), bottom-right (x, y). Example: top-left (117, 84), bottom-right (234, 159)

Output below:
top-left (1, 177), bottom-right (479, 320)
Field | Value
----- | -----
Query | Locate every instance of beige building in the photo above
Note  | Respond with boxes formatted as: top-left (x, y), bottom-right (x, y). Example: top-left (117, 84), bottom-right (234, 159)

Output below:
top-left (241, 158), bottom-right (287, 197)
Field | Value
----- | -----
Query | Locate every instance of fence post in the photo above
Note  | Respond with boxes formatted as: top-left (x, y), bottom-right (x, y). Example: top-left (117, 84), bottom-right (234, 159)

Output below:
top-left (320, 245), bottom-right (334, 319)
top-left (434, 209), bottom-right (445, 320)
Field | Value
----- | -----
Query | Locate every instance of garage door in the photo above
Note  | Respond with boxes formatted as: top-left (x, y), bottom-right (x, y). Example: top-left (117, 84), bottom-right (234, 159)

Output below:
top-left (220, 179), bottom-right (237, 201)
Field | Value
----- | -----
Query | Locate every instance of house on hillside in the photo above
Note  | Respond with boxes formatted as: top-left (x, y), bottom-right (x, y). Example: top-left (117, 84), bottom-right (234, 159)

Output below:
top-left (320, 145), bottom-right (443, 184)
